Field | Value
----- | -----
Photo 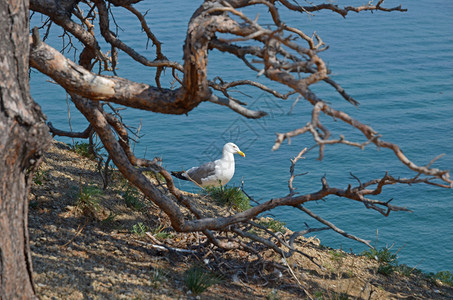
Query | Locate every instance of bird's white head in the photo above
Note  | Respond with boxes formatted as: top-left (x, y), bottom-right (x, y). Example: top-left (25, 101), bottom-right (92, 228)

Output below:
top-left (224, 142), bottom-right (245, 157)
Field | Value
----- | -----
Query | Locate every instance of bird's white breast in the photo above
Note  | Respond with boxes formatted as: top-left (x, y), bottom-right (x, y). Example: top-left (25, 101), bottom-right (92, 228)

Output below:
top-left (200, 158), bottom-right (235, 187)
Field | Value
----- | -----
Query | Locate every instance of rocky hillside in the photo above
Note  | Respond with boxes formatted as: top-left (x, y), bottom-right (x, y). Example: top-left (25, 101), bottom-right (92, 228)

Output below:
top-left (28, 140), bottom-right (453, 299)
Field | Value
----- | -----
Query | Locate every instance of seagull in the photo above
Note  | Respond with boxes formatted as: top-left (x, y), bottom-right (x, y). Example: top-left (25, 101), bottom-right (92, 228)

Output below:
top-left (171, 142), bottom-right (245, 187)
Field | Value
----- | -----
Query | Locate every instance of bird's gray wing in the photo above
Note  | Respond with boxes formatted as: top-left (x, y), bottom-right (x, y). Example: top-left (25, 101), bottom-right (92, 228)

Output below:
top-left (187, 161), bottom-right (217, 184)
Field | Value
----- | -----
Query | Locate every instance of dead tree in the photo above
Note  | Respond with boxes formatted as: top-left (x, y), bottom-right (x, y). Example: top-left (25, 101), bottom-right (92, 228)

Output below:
top-left (27, 0), bottom-right (451, 262)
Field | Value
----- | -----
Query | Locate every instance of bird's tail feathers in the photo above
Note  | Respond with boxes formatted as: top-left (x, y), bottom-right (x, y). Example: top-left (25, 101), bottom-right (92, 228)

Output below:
top-left (171, 171), bottom-right (189, 181)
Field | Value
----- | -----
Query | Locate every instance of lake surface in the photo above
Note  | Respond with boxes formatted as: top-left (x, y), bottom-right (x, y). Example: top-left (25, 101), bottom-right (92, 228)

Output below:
top-left (30, 0), bottom-right (453, 273)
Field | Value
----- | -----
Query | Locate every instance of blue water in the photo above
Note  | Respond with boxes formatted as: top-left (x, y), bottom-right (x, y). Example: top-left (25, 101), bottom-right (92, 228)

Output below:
top-left (30, 1), bottom-right (453, 273)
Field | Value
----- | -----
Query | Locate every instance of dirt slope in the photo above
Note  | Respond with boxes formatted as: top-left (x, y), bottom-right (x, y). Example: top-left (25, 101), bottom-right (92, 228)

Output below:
top-left (28, 140), bottom-right (453, 299)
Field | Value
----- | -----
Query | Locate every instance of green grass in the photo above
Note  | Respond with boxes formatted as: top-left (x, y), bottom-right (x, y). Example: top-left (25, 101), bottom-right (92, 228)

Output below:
top-left (75, 185), bottom-right (103, 217)
top-left (150, 268), bottom-right (167, 288)
top-left (267, 289), bottom-right (279, 300)
top-left (70, 142), bottom-right (98, 160)
top-left (329, 250), bottom-right (346, 263)
top-left (361, 247), bottom-right (398, 276)
top-left (203, 186), bottom-right (251, 212)
top-left (396, 264), bottom-right (422, 277)
top-left (361, 247), bottom-right (397, 265)
top-left (131, 222), bottom-right (149, 236)
top-left (428, 270), bottom-right (453, 286)
top-left (151, 225), bottom-right (172, 240)
top-left (258, 218), bottom-right (287, 234)
top-left (122, 185), bottom-right (145, 210)
top-left (184, 265), bottom-right (221, 296)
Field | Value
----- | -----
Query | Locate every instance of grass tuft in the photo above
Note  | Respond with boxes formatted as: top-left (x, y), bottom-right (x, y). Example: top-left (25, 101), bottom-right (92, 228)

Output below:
top-left (70, 142), bottom-right (98, 160)
top-left (122, 185), bottom-right (145, 210)
top-left (184, 265), bottom-right (221, 296)
top-left (428, 270), bottom-right (453, 286)
top-left (258, 218), bottom-right (287, 234)
top-left (203, 186), bottom-right (251, 212)
top-left (363, 247), bottom-right (397, 264)
top-left (151, 225), bottom-right (172, 240)
top-left (131, 222), bottom-right (149, 236)
top-left (75, 185), bottom-right (103, 217)
top-left (396, 264), bottom-right (422, 277)
top-left (150, 268), bottom-right (167, 288)
top-left (362, 247), bottom-right (398, 276)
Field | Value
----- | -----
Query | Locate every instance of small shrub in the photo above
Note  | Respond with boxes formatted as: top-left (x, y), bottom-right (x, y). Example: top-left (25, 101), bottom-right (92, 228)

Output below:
top-left (150, 268), bottom-right (167, 288)
top-left (361, 247), bottom-right (397, 265)
top-left (131, 222), bottom-right (148, 236)
top-left (314, 291), bottom-right (324, 299)
top-left (203, 186), bottom-right (251, 212)
top-left (362, 247), bottom-right (398, 277)
top-left (397, 264), bottom-right (422, 277)
top-left (76, 185), bottom-right (102, 217)
top-left (378, 264), bottom-right (395, 276)
top-left (123, 185), bottom-right (145, 210)
top-left (329, 250), bottom-right (346, 263)
top-left (313, 291), bottom-right (349, 300)
top-left (429, 271), bottom-right (453, 286)
top-left (70, 142), bottom-right (97, 160)
top-left (29, 200), bottom-right (39, 209)
top-left (151, 225), bottom-right (172, 240)
top-left (184, 265), bottom-right (221, 296)
top-left (334, 292), bottom-right (349, 300)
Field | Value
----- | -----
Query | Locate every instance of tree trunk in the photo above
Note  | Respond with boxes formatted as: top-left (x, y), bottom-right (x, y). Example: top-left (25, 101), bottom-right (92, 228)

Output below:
top-left (0, 0), bottom-right (50, 298)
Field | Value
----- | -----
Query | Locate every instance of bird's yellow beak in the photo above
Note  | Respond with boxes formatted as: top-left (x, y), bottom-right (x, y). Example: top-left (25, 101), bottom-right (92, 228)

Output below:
top-left (237, 150), bottom-right (245, 157)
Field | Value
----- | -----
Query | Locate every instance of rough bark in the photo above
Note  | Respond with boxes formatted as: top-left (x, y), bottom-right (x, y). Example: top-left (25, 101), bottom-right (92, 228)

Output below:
top-left (0, 0), bottom-right (50, 298)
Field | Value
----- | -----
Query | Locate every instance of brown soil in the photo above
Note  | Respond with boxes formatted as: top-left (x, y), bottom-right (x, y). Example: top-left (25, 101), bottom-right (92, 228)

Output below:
top-left (29, 140), bottom-right (453, 299)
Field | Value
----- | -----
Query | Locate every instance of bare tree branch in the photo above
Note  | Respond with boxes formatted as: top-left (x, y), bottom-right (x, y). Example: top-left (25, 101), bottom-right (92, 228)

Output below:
top-left (295, 204), bottom-right (372, 248)
top-left (279, 0), bottom-right (407, 17)
top-left (28, 0), bottom-right (452, 261)
top-left (208, 95), bottom-right (267, 119)
top-left (272, 100), bottom-right (452, 186)
top-left (47, 122), bottom-right (93, 138)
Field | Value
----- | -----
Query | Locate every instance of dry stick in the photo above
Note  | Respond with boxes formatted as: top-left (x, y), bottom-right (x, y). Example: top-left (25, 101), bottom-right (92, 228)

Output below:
top-left (95, 0), bottom-right (182, 70)
top-left (247, 221), bottom-right (321, 266)
top-left (61, 220), bottom-right (88, 248)
top-left (47, 122), bottom-right (93, 139)
top-left (135, 237), bottom-right (195, 254)
top-left (287, 227), bottom-right (330, 249)
top-left (278, 0), bottom-right (407, 17)
top-left (413, 153), bottom-right (446, 181)
top-left (288, 147), bottom-right (307, 196)
top-left (272, 100), bottom-right (451, 185)
top-left (281, 250), bottom-right (314, 300)
top-left (232, 226), bottom-right (321, 269)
